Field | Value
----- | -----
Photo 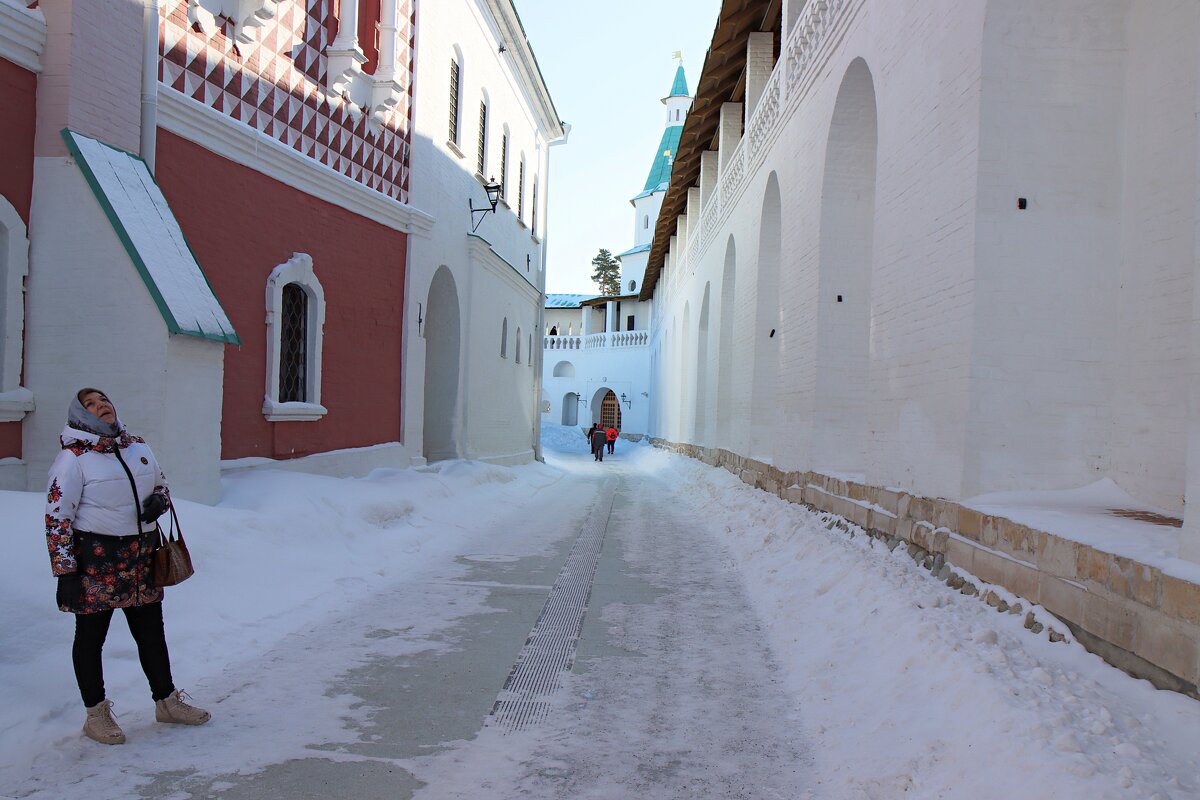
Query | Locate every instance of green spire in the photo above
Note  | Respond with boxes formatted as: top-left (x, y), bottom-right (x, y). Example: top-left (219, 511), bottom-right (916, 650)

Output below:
top-left (667, 64), bottom-right (689, 98)
top-left (642, 125), bottom-right (683, 193)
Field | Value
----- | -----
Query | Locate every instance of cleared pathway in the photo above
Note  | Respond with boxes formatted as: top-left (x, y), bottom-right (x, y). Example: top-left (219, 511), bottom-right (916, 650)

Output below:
top-left (137, 447), bottom-right (812, 798)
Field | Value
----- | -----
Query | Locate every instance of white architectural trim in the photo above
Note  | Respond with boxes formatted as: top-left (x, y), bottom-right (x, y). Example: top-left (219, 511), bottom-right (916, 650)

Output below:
top-left (0, 0), bottom-right (45, 73)
top-left (466, 234), bottom-right (540, 299)
top-left (263, 253), bottom-right (328, 422)
top-left (0, 196), bottom-right (31, 420)
top-left (480, 0), bottom-right (563, 138)
top-left (156, 88), bottom-right (436, 238)
top-left (188, 0), bottom-right (279, 45)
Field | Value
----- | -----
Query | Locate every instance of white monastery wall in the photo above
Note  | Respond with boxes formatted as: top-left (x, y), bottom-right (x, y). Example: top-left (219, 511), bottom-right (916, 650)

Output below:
top-left (1111, 1), bottom-right (1198, 515)
top-left (651, 0), bottom-right (1200, 516)
top-left (406, 0), bottom-right (556, 465)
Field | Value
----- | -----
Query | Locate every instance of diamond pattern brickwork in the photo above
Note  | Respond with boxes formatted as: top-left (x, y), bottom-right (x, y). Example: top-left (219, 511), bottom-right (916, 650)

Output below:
top-left (159, 0), bottom-right (414, 203)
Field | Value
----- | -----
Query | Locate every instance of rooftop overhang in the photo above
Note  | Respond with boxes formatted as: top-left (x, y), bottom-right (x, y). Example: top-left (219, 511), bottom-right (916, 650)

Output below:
top-left (639, 0), bottom-right (781, 301)
top-left (581, 294), bottom-right (640, 307)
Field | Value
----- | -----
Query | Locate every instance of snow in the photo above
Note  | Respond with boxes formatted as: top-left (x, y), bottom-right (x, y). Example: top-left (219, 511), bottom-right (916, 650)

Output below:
top-left (963, 478), bottom-right (1200, 584)
top-left (65, 131), bottom-right (237, 343)
top-left (0, 424), bottom-right (1197, 798)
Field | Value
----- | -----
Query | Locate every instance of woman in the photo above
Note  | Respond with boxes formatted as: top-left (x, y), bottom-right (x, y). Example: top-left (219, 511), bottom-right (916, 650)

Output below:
top-left (46, 388), bottom-right (210, 745)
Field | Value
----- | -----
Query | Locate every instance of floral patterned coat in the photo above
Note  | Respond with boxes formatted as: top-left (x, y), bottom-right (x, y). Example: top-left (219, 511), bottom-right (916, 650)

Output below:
top-left (46, 425), bottom-right (171, 614)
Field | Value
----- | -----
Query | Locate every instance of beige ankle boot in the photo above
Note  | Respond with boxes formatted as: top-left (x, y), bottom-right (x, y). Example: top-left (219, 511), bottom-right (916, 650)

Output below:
top-left (83, 699), bottom-right (126, 745)
top-left (155, 689), bottom-right (210, 725)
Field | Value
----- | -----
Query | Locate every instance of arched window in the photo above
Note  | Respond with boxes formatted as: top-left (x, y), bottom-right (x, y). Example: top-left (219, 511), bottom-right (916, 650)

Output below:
top-left (499, 125), bottom-right (510, 199)
top-left (264, 253), bottom-right (327, 421)
top-left (528, 333), bottom-right (532, 366)
top-left (549, 325), bottom-right (558, 336)
top-left (476, 97), bottom-right (488, 175)
top-left (531, 178), bottom-right (538, 235)
top-left (516, 327), bottom-right (522, 364)
top-left (500, 317), bottom-right (508, 358)
top-left (517, 154), bottom-right (526, 221)
top-left (448, 51), bottom-right (462, 145)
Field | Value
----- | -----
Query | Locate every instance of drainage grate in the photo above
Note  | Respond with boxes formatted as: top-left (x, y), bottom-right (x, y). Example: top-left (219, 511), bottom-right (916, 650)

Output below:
top-left (488, 480), bottom-right (616, 732)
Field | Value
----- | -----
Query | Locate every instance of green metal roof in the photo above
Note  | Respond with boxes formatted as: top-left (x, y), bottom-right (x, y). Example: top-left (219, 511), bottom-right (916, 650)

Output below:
top-left (617, 243), bottom-right (651, 258)
top-left (642, 124), bottom-right (683, 193)
top-left (667, 64), bottom-right (689, 98)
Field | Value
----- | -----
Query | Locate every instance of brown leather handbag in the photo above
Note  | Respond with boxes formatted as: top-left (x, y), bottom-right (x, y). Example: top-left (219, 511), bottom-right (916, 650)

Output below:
top-left (153, 503), bottom-right (194, 587)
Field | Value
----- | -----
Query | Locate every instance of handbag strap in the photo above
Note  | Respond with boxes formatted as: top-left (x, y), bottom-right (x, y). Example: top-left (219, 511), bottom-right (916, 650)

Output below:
top-left (160, 500), bottom-right (185, 546)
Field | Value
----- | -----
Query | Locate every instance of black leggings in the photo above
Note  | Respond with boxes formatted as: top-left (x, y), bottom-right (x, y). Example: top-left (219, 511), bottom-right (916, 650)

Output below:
top-left (73, 602), bottom-right (175, 707)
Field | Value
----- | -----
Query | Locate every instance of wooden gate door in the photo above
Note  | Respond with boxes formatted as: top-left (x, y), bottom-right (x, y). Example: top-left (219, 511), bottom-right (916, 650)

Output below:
top-left (600, 390), bottom-right (622, 431)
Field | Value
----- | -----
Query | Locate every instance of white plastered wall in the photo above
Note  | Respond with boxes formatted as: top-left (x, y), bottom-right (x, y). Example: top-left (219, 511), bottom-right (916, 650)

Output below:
top-left (23, 158), bottom-right (224, 502)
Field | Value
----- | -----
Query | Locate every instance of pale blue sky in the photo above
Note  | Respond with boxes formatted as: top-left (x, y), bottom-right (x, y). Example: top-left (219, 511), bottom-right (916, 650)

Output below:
top-left (514, 0), bottom-right (723, 294)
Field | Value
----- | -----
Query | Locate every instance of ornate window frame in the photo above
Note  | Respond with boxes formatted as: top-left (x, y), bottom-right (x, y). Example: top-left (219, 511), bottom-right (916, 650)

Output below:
top-left (263, 253), bottom-right (327, 422)
top-left (0, 196), bottom-right (33, 422)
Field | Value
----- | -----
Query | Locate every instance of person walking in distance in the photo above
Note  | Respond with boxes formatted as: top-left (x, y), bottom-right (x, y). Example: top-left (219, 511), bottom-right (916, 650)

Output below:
top-left (590, 424), bottom-right (608, 462)
top-left (46, 388), bottom-right (210, 745)
top-left (605, 426), bottom-right (617, 455)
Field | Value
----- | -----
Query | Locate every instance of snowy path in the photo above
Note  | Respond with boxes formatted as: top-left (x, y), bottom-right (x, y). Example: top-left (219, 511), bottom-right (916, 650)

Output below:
top-left (2, 426), bottom-right (1199, 798)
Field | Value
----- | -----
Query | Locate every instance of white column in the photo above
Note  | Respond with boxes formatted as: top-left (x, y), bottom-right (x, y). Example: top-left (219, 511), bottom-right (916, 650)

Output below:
top-left (375, 0), bottom-right (398, 82)
top-left (327, 0), bottom-right (366, 83)
top-left (606, 300), bottom-right (617, 333)
top-left (744, 32), bottom-right (775, 123)
top-left (582, 305), bottom-right (593, 336)
top-left (699, 150), bottom-right (719, 209)
top-left (718, 103), bottom-right (743, 170)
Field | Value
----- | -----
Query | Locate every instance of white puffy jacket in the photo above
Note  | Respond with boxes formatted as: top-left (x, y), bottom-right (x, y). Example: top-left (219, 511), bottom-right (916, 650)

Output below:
top-left (46, 425), bottom-right (169, 575)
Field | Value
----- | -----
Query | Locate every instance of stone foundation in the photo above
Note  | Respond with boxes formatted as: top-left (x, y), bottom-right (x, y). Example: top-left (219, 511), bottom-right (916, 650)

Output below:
top-left (653, 438), bottom-right (1200, 698)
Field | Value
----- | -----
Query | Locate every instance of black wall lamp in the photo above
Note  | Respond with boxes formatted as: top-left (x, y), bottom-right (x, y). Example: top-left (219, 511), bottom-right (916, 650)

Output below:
top-left (620, 392), bottom-right (631, 408)
top-left (470, 178), bottom-right (503, 232)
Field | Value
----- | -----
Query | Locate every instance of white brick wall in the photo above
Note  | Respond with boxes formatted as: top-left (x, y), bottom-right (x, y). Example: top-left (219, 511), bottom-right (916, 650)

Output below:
top-left (648, 0), bottom-right (1200, 565)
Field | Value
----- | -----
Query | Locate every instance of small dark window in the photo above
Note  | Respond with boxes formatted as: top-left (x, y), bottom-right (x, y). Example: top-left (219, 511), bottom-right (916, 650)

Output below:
top-left (279, 283), bottom-right (308, 402)
top-left (1017, 197), bottom-right (1027, 210)
top-left (627, 315), bottom-right (635, 331)
top-left (449, 60), bottom-right (461, 144)
top-left (532, 180), bottom-right (538, 234)
top-left (517, 159), bottom-right (525, 221)
top-left (549, 325), bottom-right (558, 336)
top-left (644, 215), bottom-right (649, 229)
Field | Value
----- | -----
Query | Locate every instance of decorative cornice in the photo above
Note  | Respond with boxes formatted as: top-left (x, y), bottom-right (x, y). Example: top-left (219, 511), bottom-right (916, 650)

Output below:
top-left (157, 87), bottom-right (436, 238)
top-left (0, 1), bottom-right (45, 74)
top-left (482, 0), bottom-right (564, 139)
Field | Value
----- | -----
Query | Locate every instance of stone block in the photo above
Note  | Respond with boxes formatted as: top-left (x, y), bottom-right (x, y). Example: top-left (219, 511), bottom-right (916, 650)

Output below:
top-left (1132, 614), bottom-right (1200, 687)
top-left (760, 475), bottom-right (780, 495)
top-left (1002, 558), bottom-right (1040, 604)
top-left (944, 536), bottom-right (975, 573)
top-left (848, 482), bottom-right (870, 502)
top-left (972, 548), bottom-right (1007, 586)
top-left (784, 485), bottom-right (805, 505)
top-left (928, 528), bottom-right (949, 554)
top-left (876, 488), bottom-right (900, 516)
top-left (896, 492), bottom-right (913, 521)
top-left (933, 500), bottom-right (959, 531)
top-left (740, 468), bottom-right (759, 487)
top-left (1080, 593), bottom-right (1136, 652)
top-left (869, 509), bottom-right (896, 536)
top-left (980, 514), bottom-right (1002, 549)
top-left (1037, 574), bottom-right (1086, 624)
top-left (895, 516), bottom-right (915, 543)
top-left (1035, 535), bottom-right (1079, 581)
top-left (848, 502), bottom-right (869, 529)
top-left (909, 496), bottom-right (935, 524)
top-left (958, 508), bottom-right (982, 541)
top-left (910, 522), bottom-right (932, 551)
top-left (999, 521), bottom-right (1037, 558)
top-left (1161, 574), bottom-right (1200, 627)
top-left (1077, 546), bottom-right (1109, 589)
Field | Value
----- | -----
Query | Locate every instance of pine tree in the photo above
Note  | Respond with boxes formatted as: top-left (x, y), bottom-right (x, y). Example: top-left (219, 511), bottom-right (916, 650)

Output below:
top-left (590, 248), bottom-right (622, 296)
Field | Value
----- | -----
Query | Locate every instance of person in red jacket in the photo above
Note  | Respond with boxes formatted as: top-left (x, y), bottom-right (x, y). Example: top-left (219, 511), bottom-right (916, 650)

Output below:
top-left (605, 426), bottom-right (618, 454)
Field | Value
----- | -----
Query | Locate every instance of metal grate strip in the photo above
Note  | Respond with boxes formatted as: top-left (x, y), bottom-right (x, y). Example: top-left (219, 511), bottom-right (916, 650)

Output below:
top-left (488, 480), bottom-right (616, 732)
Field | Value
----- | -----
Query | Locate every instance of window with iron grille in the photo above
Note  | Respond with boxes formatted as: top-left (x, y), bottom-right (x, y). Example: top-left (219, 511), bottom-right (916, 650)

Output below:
top-left (476, 102), bottom-right (487, 175)
top-left (449, 59), bottom-right (461, 144)
top-left (279, 283), bottom-right (308, 403)
top-left (517, 159), bottom-right (525, 221)
top-left (531, 180), bottom-right (538, 235)
top-left (499, 133), bottom-right (508, 199)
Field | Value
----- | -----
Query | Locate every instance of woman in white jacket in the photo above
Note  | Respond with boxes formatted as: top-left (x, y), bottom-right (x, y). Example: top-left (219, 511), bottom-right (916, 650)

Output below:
top-left (46, 388), bottom-right (210, 745)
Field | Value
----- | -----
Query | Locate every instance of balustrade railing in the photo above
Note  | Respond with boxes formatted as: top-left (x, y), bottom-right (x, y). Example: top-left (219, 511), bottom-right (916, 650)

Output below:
top-left (544, 331), bottom-right (650, 350)
top-left (666, 0), bottom-right (853, 275)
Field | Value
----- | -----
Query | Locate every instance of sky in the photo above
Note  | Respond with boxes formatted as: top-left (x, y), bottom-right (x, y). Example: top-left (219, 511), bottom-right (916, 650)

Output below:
top-left (513, 0), bottom-right (723, 294)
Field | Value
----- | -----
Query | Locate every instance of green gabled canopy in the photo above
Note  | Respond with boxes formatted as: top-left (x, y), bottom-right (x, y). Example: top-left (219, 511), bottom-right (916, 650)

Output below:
top-left (642, 124), bottom-right (683, 193)
top-left (667, 64), bottom-right (689, 98)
